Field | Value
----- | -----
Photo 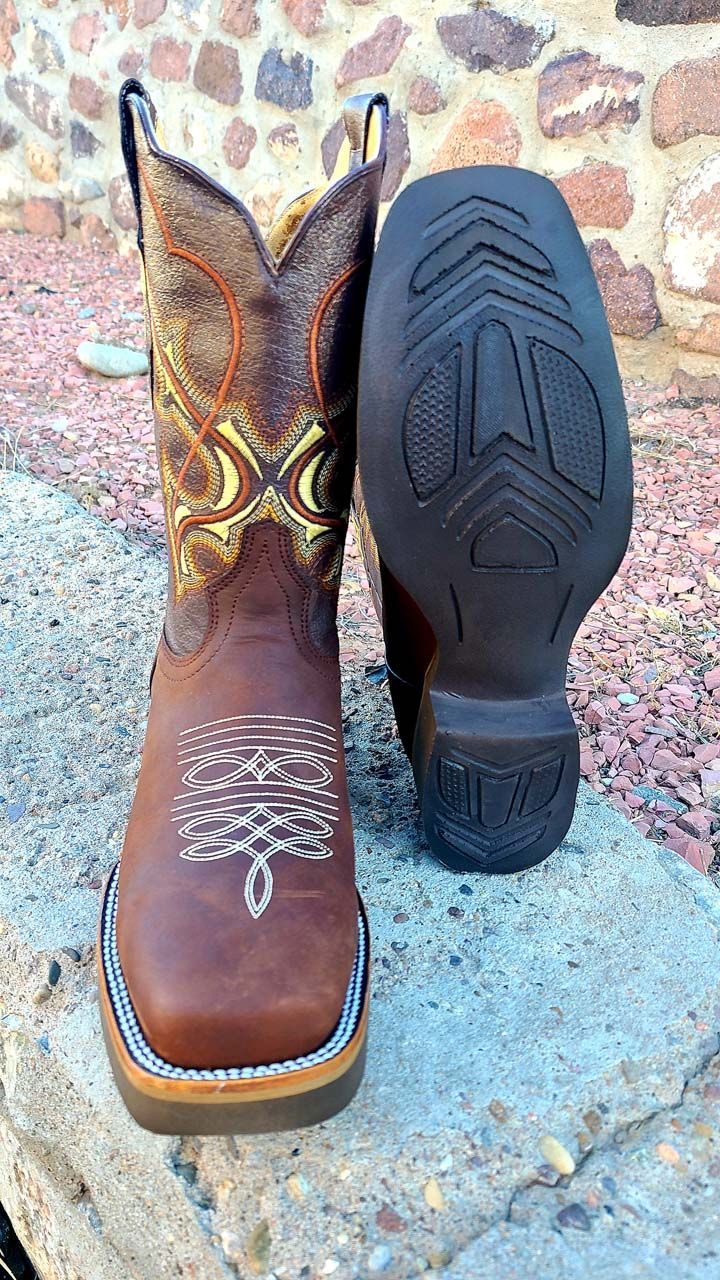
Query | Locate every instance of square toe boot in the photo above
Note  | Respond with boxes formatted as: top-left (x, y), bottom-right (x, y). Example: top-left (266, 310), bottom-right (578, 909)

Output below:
top-left (98, 80), bottom-right (387, 1134)
top-left (355, 168), bottom-right (633, 877)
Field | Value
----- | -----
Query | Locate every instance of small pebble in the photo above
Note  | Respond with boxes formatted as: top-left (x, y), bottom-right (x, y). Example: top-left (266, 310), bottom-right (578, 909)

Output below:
top-left (423, 1177), bottom-right (445, 1211)
top-left (367, 1244), bottom-right (392, 1273)
top-left (48, 959), bottom-right (61, 987)
top-left (632, 785), bottom-right (686, 813)
top-left (365, 663), bottom-right (387, 685)
top-left (426, 1245), bottom-right (453, 1268)
top-left (556, 1203), bottom-right (591, 1232)
top-left (285, 1173), bottom-right (307, 1202)
top-left (246, 1221), bottom-right (271, 1273)
top-left (32, 984), bottom-right (52, 1005)
top-left (219, 1231), bottom-right (243, 1266)
top-left (61, 947), bottom-right (82, 962)
top-left (539, 1135), bottom-right (575, 1175)
top-left (76, 340), bottom-right (148, 378)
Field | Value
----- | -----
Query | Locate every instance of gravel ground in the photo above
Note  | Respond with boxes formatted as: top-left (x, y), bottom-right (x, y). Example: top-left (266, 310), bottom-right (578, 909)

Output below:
top-left (1, 230), bottom-right (719, 878)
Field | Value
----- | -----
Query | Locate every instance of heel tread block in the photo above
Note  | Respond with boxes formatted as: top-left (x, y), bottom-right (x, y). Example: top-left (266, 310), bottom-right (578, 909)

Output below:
top-left (433, 747), bottom-right (568, 867)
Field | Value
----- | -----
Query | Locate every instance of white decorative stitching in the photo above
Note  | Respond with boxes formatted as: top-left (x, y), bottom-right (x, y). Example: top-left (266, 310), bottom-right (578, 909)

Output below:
top-left (178, 713), bottom-right (337, 737)
top-left (102, 866), bottom-right (366, 1082)
top-left (173, 714), bottom-right (340, 918)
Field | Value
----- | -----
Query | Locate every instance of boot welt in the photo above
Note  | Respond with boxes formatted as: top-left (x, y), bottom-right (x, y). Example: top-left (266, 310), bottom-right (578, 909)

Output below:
top-left (98, 866), bottom-right (369, 1134)
top-left (358, 167), bottom-right (633, 875)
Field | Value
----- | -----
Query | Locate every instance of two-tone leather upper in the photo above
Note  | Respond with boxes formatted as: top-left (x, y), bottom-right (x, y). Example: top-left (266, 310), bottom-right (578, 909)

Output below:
top-left (115, 81), bottom-right (387, 1069)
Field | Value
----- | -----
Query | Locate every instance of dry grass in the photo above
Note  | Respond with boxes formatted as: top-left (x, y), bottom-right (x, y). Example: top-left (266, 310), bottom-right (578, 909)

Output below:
top-left (0, 424), bottom-right (30, 475)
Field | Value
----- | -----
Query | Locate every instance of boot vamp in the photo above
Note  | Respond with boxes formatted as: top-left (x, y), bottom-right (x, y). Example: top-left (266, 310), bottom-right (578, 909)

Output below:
top-left (116, 609), bottom-right (356, 1072)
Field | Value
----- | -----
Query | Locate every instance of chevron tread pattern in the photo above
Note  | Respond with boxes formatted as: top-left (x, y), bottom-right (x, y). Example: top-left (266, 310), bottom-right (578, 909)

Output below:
top-left (400, 198), bottom-right (606, 574)
top-left (434, 749), bottom-right (566, 866)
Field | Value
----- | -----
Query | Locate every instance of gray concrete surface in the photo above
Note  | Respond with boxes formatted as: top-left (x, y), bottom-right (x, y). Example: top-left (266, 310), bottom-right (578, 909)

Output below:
top-left (1, 470), bottom-right (719, 1280)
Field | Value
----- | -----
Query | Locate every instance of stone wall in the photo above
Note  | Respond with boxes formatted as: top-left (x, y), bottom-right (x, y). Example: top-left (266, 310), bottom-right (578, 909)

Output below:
top-left (2, 0), bottom-right (720, 379)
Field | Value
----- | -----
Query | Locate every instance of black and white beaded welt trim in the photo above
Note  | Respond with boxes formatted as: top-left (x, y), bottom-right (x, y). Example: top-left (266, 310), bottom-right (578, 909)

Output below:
top-left (101, 866), bottom-right (367, 1082)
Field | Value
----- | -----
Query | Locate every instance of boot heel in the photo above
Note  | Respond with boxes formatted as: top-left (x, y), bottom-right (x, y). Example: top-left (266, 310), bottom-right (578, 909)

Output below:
top-left (414, 687), bottom-right (579, 874)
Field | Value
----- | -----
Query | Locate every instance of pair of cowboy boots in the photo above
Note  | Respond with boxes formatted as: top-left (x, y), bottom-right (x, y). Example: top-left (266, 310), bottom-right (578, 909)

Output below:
top-left (98, 82), bottom-right (632, 1134)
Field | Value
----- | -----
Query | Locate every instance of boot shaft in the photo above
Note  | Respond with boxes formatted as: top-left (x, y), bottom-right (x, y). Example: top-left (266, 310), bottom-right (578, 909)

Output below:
top-left (120, 81), bottom-right (387, 655)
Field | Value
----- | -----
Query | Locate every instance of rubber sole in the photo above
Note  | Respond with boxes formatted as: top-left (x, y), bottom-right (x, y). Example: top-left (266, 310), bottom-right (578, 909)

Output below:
top-left (358, 167), bottom-right (633, 874)
top-left (98, 867), bottom-right (369, 1134)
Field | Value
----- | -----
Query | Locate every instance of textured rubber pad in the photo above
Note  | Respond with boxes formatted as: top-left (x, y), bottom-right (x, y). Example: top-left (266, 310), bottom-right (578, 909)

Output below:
top-left (358, 168), bottom-right (633, 873)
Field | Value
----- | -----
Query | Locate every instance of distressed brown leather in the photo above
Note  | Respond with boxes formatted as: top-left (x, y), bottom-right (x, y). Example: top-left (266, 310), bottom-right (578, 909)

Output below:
top-left (115, 81), bottom-right (387, 1069)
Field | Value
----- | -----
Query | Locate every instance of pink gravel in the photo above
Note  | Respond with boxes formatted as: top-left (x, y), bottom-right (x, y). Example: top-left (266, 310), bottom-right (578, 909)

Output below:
top-left (2, 232), bottom-right (719, 877)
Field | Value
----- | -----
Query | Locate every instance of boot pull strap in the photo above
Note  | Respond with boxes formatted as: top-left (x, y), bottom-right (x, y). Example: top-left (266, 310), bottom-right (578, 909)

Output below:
top-left (341, 92), bottom-right (389, 169)
top-left (118, 77), bottom-right (157, 253)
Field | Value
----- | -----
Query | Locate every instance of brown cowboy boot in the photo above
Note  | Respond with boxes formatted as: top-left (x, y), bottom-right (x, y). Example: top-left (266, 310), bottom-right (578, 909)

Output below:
top-left (98, 80), bottom-right (387, 1134)
top-left (355, 167), bottom-right (632, 876)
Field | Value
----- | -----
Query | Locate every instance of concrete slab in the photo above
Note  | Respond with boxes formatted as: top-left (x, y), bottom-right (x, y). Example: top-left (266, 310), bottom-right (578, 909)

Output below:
top-left (1, 472), bottom-right (719, 1280)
